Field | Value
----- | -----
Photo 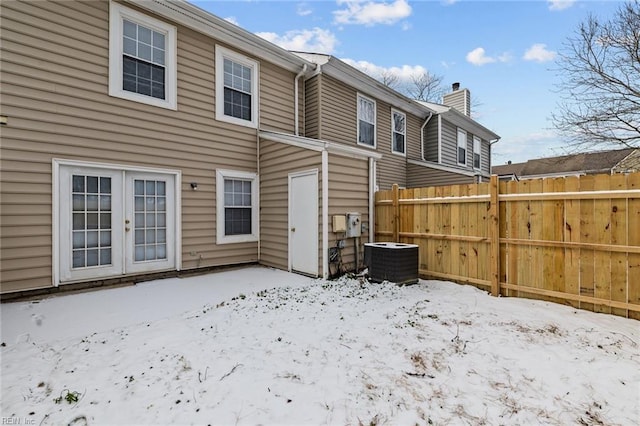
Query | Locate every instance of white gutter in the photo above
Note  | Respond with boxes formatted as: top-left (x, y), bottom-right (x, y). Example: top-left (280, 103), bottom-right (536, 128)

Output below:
top-left (420, 112), bottom-right (434, 162)
top-left (294, 64), bottom-right (308, 135)
top-left (322, 149), bottom-right (329, 279)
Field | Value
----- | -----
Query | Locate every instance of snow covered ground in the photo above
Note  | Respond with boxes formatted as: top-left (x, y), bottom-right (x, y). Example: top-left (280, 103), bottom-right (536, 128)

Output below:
top-left (1, 266), bottom-right (638, 425)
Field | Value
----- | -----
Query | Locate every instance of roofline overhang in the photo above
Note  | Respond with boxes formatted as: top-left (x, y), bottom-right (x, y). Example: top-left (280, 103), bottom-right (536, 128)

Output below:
top-left (259, 130), bottom-right (383, 161)
top-left (125, 0), bottom-right (314, 74)
top-left (416, 100), bottom-right (500, 141)
top-left (440, 109), bottom-right (500, 141)
top-left (309, 56), bottom-right (434, 119)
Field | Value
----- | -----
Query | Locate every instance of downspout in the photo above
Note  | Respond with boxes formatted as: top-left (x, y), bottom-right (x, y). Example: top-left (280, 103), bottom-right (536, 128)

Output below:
top-left (294, 64), bottom-right (308, 135)
top-left (437, 115), bottom-right (442, 164)
top-left (322, 148), bottom-right (329, 279)
top-left (368, 157), bottom-right (376, 243)
top-left (420, 112), bottom-right (434, 162)
top-left (489, 137), bottom-right (501, 176)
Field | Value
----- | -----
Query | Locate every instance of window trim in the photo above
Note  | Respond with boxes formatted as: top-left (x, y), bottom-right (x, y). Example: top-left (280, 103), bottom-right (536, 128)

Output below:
top-left (473, 135), bottom-right (482, 170)
top-left (391, 108), bottom-right (406, 156)
top-left (216, 169), bottom-right (259, 244)
top-left (108, 1), bottom-right (177, 110)
top-left (357, 93), bottom-right (377, 148)
top-left (215, 45), bottom-right (259, 128)
top-left (457, 128), bottom-right (467, 166)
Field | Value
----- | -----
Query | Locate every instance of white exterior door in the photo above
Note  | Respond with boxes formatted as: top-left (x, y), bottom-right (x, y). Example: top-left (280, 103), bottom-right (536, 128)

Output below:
top-left (58, 164), bottom-right (177, 284)
top-left (289, 170), bottom-right (318, 276)
top-left (124, 172), bottom-right (175, 273)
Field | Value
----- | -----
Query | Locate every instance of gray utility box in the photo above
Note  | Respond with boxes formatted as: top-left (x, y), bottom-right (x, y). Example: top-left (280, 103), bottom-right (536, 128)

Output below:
top-left (345, 212), bottom-right (361, 238)
top-left (364, 243), bottom-right (419, 285)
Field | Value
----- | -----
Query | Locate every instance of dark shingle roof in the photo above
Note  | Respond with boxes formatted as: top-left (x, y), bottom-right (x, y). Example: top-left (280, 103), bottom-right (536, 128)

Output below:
top-left (492, 148), bottom-right (636, 178)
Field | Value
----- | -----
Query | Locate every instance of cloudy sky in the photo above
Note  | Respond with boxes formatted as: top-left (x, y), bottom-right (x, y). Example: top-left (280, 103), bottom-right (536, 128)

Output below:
top-left (193, 0), bottom-right (622, 164)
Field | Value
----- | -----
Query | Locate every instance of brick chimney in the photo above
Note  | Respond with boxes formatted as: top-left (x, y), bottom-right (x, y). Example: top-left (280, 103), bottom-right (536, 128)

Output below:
top-left (443, 82), bottom-right (470, 117)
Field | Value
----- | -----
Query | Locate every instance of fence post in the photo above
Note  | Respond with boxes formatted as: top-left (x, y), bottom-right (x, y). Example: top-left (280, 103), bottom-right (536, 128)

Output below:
top-left (489, 175), bottom-right (500, 296)
top-left (392, 183), bottom-right (399, 242)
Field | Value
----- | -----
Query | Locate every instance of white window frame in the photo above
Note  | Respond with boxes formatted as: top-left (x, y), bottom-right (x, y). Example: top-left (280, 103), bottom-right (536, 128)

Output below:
top-left (216, 169), bottom-right (259, 244)
top-left (215, 45), bottom-right (259, 128)
top-left (108, 1), bottom-right (177, 110)
top-left (457, 128), bottom-right (467, 166)
top-left (473, 136), bottom-right (482, 170)
top-left (357, 93), bottom-right (376, 148)
top-left (391, 109), bottom-right (406, 156)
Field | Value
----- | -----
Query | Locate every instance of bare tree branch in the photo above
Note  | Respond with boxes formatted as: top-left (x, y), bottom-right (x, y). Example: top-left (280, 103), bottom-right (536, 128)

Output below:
top-left (552, 1), bottom-right (640, 149)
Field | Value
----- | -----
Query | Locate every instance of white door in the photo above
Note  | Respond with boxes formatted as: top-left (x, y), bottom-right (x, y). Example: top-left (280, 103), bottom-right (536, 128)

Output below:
top-left (289, 170), bottom-right (318, 276)
top-left (125, 172), bottom-right (176, 274)
top-left (59, 167), bottom-right (125, 282)
top-left (59, 165), bottom-right (176, 283)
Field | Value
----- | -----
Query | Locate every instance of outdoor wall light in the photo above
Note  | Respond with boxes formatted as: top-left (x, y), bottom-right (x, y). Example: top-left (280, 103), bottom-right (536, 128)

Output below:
top-left (190, 182), bottom-right (198, 190)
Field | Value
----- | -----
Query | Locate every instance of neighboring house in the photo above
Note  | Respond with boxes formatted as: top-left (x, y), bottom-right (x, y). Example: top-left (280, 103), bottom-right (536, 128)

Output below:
top-left (492, 148), bottom-right (640, 181)
top-left (415, 84), bottom-right (501, 187)
top-left (0, 0), bottom-right (380, 295)
top-left (292, 52), bottom-right (500, 189)
top-left (292, 52), bottom-right (432, 191)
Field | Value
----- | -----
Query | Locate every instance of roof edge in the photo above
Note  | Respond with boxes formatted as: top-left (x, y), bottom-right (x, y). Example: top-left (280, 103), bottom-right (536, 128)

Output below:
top-left (126, 0), bottom-right (313, 73)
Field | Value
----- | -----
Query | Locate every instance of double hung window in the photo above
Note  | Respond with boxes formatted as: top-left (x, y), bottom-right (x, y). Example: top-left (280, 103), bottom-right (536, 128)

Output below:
top-left (391, 110), bottom-right (406, 155)
top-left (109, 2), bottom-right (176, 109)
top-left (357, 94), bottom-right (376, 147)
top-left (216, 170), bottom-right (259, 244)
top-left (216, 46), bottom-right (259, 128)
top-left (457, 128), bottom-right (467, 165)
top-left (473, 136), bottom-right (482, 170)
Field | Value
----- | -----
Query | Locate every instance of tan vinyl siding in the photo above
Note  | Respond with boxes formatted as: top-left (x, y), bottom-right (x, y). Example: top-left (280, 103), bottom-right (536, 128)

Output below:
top-left (318, 75), bottom-right (357, 144)
top-left (0, 0), bottom-right (298, 293)
top-left (440, 118), bottom-right (460, 166)
top-left (328, 154), bottom-right (370, 273)
top-left (303, 75), bottom-right (320, 139)
top-left (311, 75), bottom-right (406, 190)
top-left (481, 138), bottom-right (491, 174)
top-left (405, 113), bottom-right (423, 162)
top-left (424, 119), bottom-right (439, 162)
top-left (406, 163), bottom-right (475, 188)
top-left (376, 100), bottom-right (406, 190)
top-left (260, 60), bottom-right (296, 133)
top-left (259, 140), bottom-right (322, 272)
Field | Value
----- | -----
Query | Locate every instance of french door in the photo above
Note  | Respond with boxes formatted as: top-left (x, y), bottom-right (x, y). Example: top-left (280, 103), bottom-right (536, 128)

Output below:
top-left (58, 165), bottom-right (176, 283)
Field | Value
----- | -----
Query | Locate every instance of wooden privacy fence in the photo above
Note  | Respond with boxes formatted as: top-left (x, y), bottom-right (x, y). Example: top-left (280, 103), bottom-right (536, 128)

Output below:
top-left (374, 173), bottom-right (640, 319)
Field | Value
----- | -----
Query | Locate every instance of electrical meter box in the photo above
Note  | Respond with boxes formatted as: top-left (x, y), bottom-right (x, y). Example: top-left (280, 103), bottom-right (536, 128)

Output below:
top-left (346, 212), bottom-right (362, 237)
top-left (332, 215), bottom-right (347, 233)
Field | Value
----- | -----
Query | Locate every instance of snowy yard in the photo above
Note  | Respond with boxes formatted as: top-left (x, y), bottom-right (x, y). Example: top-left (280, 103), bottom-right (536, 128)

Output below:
top-left (1, 266), bottom-right (638, 425)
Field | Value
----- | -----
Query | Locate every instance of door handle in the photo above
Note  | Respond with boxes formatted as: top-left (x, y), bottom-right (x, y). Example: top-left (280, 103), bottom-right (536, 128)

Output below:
top-left (291, 227), bottom-right (296, 232)
top-left (125, 219), bottom-right (131, 232)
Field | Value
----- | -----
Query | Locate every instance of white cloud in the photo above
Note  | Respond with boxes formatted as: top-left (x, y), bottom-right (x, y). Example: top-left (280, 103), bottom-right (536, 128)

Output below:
top-left (224, 16), bottom-right (239, 26)
top-left (297, 2), bottom-right (313, 16)
top-left (466, 47), bottom-right (496, 66)
top-left (256, 28), bottom-right (338, 54)
top-left (523, 43), bottom-right (557, 62)
top-left (547, 0), bottom-right (575, 11)
top-left (333, 0), bottom-right (412, 26)
top-left (465, 47), bottom-right (511, 66)
top-left (341, 58), bottom-right (429, 83)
